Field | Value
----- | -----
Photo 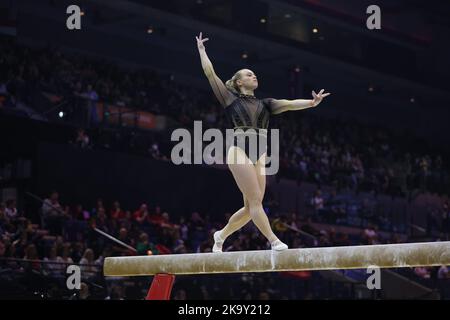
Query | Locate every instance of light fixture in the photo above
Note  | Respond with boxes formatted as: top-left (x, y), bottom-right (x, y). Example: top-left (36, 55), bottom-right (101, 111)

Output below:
top-left (147, 27), bottom-right (154, 34)
top-left (241, 52), bottom-right (248, 59)
top-left (368, 85), bottom-right (374, 92)
top-left (410, 97), bottom-right (415, 103)
top-left (260, 18), bottom-right (266, 24)
top-left (312, 27), bottom-right (319, 33)
top-left (58, 111), bottom-right (64, 118)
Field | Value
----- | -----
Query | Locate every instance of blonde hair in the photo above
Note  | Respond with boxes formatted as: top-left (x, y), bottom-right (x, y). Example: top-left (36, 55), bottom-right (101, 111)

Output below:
top-left (225, 70), bottom-right (243, 94)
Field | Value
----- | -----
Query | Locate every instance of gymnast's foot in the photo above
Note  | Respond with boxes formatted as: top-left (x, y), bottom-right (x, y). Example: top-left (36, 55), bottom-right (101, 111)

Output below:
top-left (271, 239), bottom-right (288, 251)
top-left (212, 231), bottom-right (224, 253)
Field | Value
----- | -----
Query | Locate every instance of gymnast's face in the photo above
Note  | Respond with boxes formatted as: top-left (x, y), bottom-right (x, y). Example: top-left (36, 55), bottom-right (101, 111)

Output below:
top-left (237, 69), bottom-right (258, 91)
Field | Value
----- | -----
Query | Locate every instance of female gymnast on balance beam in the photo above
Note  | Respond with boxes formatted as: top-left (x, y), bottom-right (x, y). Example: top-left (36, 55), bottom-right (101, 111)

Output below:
top-left (196, 32), bottom-right (330, 252)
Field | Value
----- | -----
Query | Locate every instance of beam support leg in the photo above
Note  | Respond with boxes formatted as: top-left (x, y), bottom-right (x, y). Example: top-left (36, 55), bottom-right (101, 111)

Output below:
top-left (146, 274), bottom-right (175, 300)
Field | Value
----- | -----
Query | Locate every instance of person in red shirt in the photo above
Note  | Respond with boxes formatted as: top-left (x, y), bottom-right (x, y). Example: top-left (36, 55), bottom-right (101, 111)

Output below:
top-left (148, 205), bottom-right (164, 225)
top-left (110, 201), bottom-right (125, 220)
top-left (133, 203), bottom-right (149, 224)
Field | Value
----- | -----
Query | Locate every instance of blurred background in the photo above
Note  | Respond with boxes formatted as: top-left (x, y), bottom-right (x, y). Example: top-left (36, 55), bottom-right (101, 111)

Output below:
top-left (0, 0), bottom-right (449, 299)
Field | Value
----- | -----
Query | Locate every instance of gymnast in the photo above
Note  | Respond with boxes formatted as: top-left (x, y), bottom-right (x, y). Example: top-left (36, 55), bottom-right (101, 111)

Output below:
top-left (196, 32), bottom-right (330, 252)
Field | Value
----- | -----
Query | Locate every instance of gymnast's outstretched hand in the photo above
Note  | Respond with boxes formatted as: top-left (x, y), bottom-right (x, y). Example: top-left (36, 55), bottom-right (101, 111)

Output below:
top-left (196, 32), bottom-right (209, 51)
top-left (311, 89), bottom-right (331, 107)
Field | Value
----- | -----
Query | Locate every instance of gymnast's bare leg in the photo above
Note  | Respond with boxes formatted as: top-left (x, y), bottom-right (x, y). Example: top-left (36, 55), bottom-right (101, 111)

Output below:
top-left (213, 146), bottom-right (288, 252)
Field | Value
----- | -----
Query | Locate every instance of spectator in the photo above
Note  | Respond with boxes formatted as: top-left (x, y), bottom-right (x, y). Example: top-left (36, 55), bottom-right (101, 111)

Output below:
top-left (75, 128), bottom-right (90, 149)
top-left (110, 201), bottom-right (125, 220)
top-left (43, 245), bottom-right (63, 276)
top-left (414, 267), bottom-right (431, 279)
top-left (60, 243), bottom-right (74, 266)
top-left (79, 248), bottom-right (97, 280)
top-left (148, 206), bottom-right (164, 225)
top-left (41, 191), bottom-right (65, 235)
top-left (133, 204), bottom-right (149, 224)
top-left (362, 223), bottom-right (379, 245)
top-left (271, 215), bottom-right (288, 242)
top-left (326, 189), bottom-right (346, 223)
top-left (0, 203), bottom-right (9, 233)
top-left (72, 204), bottom-right (90, 221)
top-left (84, 84), bottom-right (99, 127)
top-left (310, 189), bottom-right (326, 219)
top-left (106, 284), bottom-right (125, 300)
top-left (75, 282), bottom-right (92, 300)
top-left (23, 244), bottom-right (40, 271)
top-left (91, 198), bottom-right (104, 217)
top-left (112, 227), bottom-right (133, 256)
top-left (179, 217), bottom-right (189, 242)
top-left (95, 207), bottom-right (108, 231)
top-left (173, 289), bottom-right (187, 300)
top-left (94, 247), bottom-right (111, 266)
top-left (0, 239), bottom-right (5, 258)
top-left (437, 265), bottom-right (449, 279)
top-left (188, 212), bottom-right (207, 250)
top-left (4, 199), bottom-right (18, 220)
top-left (136, 232), bottom-right (158, 255)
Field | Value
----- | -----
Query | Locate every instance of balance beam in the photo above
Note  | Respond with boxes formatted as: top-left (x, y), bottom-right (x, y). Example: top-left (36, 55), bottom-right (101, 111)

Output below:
top-left (104, 241), bottom-right (450, 277)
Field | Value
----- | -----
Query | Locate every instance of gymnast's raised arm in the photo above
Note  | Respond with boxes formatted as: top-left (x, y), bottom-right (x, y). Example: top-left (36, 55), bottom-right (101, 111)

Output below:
top-left (196, 32), bottom-right (235, 108)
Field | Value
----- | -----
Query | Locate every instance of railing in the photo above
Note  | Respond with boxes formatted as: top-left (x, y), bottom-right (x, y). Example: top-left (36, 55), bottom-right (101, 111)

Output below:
top-left (0, 257), bottom-right (108, 299)
top-left (0, 257), bottom-right (102, 276)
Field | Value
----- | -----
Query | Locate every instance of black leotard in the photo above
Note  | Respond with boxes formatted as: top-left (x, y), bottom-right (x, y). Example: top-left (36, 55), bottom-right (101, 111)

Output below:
top-left (207, 77), bottom-right (284, 164)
